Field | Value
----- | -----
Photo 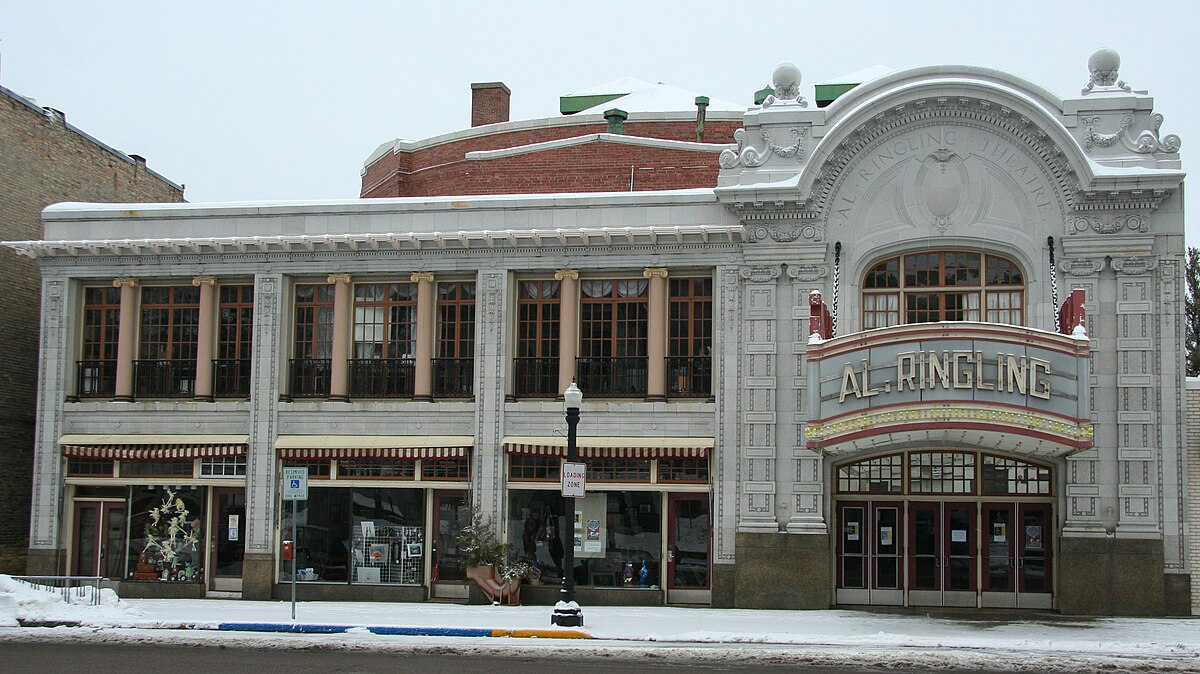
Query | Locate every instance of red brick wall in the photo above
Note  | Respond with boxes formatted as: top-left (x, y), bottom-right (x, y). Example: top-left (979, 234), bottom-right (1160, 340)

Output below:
top-left (0, 88), bottom-right (184, 573)
top-left (361, 120), bottom-right (741, 198)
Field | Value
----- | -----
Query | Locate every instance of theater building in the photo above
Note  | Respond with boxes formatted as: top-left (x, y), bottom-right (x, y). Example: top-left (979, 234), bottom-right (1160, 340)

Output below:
top-left (7, 51), bottom-right (1194, 615)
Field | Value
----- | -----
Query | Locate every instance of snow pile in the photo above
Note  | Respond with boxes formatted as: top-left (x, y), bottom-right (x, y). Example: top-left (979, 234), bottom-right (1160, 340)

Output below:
top-left (0, 574), bottom-right (141, 626)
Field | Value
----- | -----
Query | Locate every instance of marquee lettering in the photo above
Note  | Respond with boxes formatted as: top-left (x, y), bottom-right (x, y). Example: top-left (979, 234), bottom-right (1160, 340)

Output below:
top-left (838, 350), bottom-right (1052, 403)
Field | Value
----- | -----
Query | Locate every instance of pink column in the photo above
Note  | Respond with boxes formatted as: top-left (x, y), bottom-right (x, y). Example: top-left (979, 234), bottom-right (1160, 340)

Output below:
top-left (644, 268), bottom-right (668, 401)
top-left (412, 272), bottom-right (436, 401)
top-left (112, 278), bottom-right (138, 401)
top-left (328, 273), bottom-right (353, 401)
top-left (192, 276), bottom-right (217, 401)
top-left (555, 270), bottom-right (579, 397)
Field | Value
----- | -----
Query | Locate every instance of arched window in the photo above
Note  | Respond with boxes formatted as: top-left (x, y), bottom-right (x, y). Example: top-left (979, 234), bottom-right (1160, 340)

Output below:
top-left (834, 451), bottom-right (1052, 496)
top-left (862, 252), bottom-right (1024, 328)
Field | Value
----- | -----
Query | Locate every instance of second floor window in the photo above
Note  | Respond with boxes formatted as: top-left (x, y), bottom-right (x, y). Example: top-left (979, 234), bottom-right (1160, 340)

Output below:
top-left (217, 285), bottom-right (254, 397)
top-left (82, 287), bottom-right (121, 363)
top-left (294, 283), bottom-right (335, 360)
top-left (139, 286), bottom-right (200, 362)
top-left (862, 252), bottom-right (1024, 329)
top-left (580, 279), bottom-right (648, 358)
top-left (354, 282), bottom-right (416, 359)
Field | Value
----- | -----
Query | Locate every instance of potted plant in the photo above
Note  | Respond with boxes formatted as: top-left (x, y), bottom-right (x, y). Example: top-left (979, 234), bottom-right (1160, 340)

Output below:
top-left (457, 505), bottom-right (509, 604)
top-left (497, 552), bottom-right (534, 605)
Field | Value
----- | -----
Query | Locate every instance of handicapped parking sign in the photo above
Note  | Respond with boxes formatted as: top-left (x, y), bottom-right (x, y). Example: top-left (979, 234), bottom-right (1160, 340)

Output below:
top-left (282, 467), bottom-right (308, 500)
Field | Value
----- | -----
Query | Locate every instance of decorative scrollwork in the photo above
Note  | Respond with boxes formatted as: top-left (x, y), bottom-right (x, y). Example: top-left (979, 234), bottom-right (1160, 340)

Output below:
top-left (720, 127), bottom-right (808, 168)
top-left (1079, 113), bottom-right (1182, 155)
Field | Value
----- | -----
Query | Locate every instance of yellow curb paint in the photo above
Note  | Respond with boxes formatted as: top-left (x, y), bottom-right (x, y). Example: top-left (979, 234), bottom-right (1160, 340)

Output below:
top-left (491, 628), bottom-right (592, 639)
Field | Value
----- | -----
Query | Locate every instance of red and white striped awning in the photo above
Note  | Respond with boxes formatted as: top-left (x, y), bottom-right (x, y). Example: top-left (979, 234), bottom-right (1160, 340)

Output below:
top-left (274, 435), bottom-right (473, 460)
top-left (277, 446), bottom-right (468, 460)
top-left (503, 436), bottom-right (711, 459)
top-left (59, 434), bottom-right (248, 461)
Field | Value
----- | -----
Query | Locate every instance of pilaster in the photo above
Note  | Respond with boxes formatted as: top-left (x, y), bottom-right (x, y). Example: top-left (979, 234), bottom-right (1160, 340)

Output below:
top-left (28, 277), bottom-right (68, 563)
top-left (244, 273), bottom-right (283, 597)
top-left (473, 270), bottom-right (509, 525)
top-left (737, 264), bottom-right (781, 533)
top-left (786, 263), bottom-right (829, 534)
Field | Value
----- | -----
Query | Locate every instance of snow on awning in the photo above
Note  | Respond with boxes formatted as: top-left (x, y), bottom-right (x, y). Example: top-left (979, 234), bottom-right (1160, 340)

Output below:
top-left (503, 436), bottom-right (711, 459)
top-left (59, 434), bottom-right (249, 460)
top-left (274, 435), bottom-right (473, 460)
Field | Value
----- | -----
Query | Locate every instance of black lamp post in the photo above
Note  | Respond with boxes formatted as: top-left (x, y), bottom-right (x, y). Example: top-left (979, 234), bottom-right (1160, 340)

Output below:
top-left (551, 381), bottom-right (584, 627)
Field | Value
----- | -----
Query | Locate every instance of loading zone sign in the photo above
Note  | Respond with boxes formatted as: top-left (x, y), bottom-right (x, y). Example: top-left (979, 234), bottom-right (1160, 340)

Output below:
top-left (561, 462), bottom-right (587, 498)
top-left (283, 467), bottom-right (309, 501)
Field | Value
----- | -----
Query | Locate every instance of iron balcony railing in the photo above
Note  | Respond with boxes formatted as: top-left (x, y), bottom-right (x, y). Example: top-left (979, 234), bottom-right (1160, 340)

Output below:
top-left (667, 356), bottom-right (713, 398)
top-left (433, 358), bottom-right (473, 398)
top-left (513, 357), bottom-right (558, 398)
top-left (133, 359), bottom-right (196, 398)
top-left (575, 356), bottom-right (647, 398)
top-left (349, 358), bottom-right (415, 398)
top-left (213, 358), bottom-right (252, 398)
top-left (77, 360), bottom-right (117, 398)
top-left (290, 358), bottom-right (332, 398)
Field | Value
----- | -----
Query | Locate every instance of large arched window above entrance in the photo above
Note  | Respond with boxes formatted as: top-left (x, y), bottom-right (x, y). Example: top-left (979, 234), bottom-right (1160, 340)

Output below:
top-left (862, 252), bottom-right (1024, 329)
top-left (835, 451), bottom-right (1052, 496)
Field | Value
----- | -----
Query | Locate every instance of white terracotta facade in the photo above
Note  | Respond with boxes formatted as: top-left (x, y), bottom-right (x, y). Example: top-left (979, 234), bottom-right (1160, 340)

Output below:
top-left (7, 52), bottom-right (1193, 615)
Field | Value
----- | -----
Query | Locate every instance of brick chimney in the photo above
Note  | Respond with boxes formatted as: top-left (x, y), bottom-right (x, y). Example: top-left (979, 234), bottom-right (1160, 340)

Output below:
top-left (471, 82), bottom-right (511, 127)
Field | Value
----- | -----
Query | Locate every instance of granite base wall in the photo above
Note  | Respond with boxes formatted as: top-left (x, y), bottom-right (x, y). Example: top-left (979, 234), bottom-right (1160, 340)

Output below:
top-left (1057, 537), bottom-right (1166, 616)
top-left (732, 532), bottom-right (831, 610)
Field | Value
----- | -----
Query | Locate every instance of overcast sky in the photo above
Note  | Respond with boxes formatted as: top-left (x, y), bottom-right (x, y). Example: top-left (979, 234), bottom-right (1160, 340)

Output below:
top-left (1, 1), bottom-right (1196, 244)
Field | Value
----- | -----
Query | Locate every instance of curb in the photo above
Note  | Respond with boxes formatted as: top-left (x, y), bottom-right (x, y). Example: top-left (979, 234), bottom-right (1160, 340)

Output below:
top-left (215, 622), bottom-right (592, 639)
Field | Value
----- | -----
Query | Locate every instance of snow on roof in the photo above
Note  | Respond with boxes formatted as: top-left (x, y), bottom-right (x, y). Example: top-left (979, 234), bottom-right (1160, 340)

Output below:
top-left (575, 83), bottom-right (746, 114)
top-left (563, 77), bottom-right (655, 97)
top-left (817, 65), bottom-right (895, 86)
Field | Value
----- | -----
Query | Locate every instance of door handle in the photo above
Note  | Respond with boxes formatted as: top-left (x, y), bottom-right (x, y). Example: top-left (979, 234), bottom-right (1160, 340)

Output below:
top-left (667, 549), bottom-right (675, 563)
top-left (99, 545), bottom-right (105, 561)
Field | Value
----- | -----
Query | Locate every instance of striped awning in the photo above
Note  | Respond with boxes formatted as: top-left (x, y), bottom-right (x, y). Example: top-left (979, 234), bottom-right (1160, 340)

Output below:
top-left (59, 434), bottom-right (248, 461)
top-left (503, 436), bottom-right (711, 459)
top-left (275, 435), bottom-right (472, 460)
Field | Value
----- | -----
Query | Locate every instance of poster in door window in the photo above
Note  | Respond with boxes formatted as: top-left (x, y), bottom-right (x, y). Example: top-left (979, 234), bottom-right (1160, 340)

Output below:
top-left (992, 523), bottom-right (1007, 543)
top-left (879, 526), bottom-right (894, 546)
top-left (1025, 525), bottom-right (1042, 551)
top-left (846, 522), bottom-right (860, 542)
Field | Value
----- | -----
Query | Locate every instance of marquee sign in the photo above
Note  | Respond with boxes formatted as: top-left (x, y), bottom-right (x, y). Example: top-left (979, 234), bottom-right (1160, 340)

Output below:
top-left (805, 323), bottom-right (1092, 456)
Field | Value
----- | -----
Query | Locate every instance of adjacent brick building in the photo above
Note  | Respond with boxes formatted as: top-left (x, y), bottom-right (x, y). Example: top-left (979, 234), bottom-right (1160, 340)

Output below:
top-left (0, 83), bottom-right (184, 572)
top-left (360, 81), bottom-right (745, 198)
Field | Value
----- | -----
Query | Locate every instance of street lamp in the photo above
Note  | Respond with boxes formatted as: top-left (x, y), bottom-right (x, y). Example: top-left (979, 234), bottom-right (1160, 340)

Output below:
top-left (551, 381), bottom-right (584, 627)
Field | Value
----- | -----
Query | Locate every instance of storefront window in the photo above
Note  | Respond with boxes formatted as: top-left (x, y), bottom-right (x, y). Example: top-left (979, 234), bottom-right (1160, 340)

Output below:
top-left (280, 487), bottom-right (424, 584)
top-left (508, 490), bottom-right (661, 589)
top-left (127, 486), bottom-right (206, 582)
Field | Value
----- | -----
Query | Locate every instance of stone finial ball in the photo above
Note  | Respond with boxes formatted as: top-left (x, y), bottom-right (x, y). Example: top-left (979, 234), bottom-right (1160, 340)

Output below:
top-left (773, 62), bottom-right (802, 90)
top-left (1088, 48), bottom-right (1120, 73)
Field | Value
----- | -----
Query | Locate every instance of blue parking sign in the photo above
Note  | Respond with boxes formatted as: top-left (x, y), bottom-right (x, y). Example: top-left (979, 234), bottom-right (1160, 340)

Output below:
top-left (282, 467), bottom-right (308, 500)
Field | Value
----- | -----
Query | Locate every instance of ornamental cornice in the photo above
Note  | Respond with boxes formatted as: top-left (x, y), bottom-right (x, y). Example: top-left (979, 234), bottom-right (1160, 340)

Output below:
top-left (5, 225), bottom-right (746, 260)
top-left (1071, 189), bottom-right (1172, 213)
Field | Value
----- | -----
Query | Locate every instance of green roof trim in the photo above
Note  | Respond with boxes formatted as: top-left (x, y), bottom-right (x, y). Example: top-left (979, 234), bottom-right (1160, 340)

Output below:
top-left (559, 93), bottom-right (627, 115)
top-left (753, 85), bottom-right (774, 106)
top-left (815, 83), bottom-right (859, 107)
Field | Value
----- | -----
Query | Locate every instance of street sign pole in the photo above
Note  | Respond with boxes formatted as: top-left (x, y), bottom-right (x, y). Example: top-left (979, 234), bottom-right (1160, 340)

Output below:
top-left (282, 467), bottom-right (309, 621)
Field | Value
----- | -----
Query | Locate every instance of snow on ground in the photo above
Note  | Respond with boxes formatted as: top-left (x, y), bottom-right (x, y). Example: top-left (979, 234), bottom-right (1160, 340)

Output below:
top-left (0, 575), bottom-right (1198, 672)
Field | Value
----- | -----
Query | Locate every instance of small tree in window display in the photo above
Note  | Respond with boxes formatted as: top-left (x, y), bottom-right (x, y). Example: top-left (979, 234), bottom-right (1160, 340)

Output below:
top-left (141, 488), bottom-right (202, 582)
top-left (457, 504), bottom-right (517, 604)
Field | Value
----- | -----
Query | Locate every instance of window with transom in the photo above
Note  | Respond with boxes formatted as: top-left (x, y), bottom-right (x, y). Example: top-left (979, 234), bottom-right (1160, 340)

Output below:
top-left (81, 287), bottom-right (121, 363)
top-left (294, 283), bottom-right (335, 360)
top-left (437, 281), bottom-right (475, 359)
top-left (580, 279), bottom-right (648, 358)
top-left (218, 285), bottom-right (254, 361)
top-left (139, 286), bottom-right (200, 361)
top-left (353, 282), bottom-right (416, 359)
top-left (861, 252), bottom-right (1024, 328)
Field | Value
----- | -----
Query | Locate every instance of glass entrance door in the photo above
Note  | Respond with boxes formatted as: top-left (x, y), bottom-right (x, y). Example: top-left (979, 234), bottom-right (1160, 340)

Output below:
top-left (908, 502), bottom-right (976, 607)
top-left (209, 488), bottom-right (245, 592)
top-left (72, 501), bottom-right (125, 578)
top-left (981, 502), bottom-right (1053, 608)
top-left (430, 491), bottom-right (468, 599)
top-left (835, 501), bottom-right (902, 605)
top-left (666, 493), bottom-right (710, 604)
